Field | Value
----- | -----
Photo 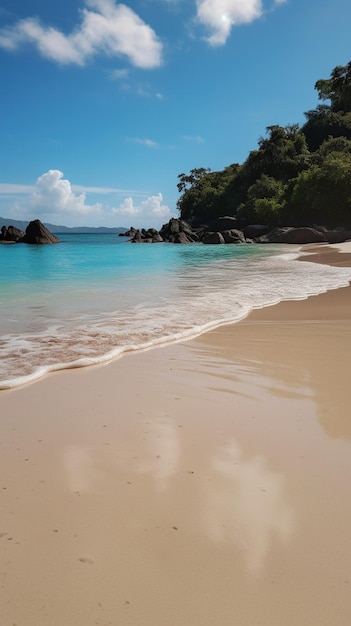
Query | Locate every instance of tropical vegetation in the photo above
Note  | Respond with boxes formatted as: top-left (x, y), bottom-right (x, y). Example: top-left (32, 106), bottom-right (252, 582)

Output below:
top-left (177, 61), bottom-right (351, 228)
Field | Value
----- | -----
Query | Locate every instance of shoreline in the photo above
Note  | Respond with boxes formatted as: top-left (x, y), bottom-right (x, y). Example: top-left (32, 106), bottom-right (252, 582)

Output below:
top-left (1, 243), bottom-right (351, 625)
top-left (2, 242), bottom-right (351, 392)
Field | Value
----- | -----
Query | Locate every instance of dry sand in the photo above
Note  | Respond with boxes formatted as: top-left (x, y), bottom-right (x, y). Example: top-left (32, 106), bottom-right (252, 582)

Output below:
top-left (1, 245), bottom-right (351, 626)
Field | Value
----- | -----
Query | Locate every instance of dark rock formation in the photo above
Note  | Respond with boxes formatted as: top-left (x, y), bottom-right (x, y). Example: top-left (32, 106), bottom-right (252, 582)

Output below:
top-left (209, 216), bottom-right (241, 231)
top-left (242, 224), bottom-right (270, 239)
top-left (0, 225), bottom-right (25, 243)
top-left (127, 218), bottom-right (351, 246)
top-left (255, 227), bottom-right (327, 244)
top-left (203, 232), bottom-right (225, 244)
top-left (172, 231), bottom-right (193, 244)
top-left (222, 229), bottom-right (246, 244)
top-left (130, 228), bottom-right (164, 243)
top-left (159, 218), bottom-right (196, 243)
top-left (324, 228), bottom-right (351, 243)
top-left (21, 220), bottom-right (60, 244)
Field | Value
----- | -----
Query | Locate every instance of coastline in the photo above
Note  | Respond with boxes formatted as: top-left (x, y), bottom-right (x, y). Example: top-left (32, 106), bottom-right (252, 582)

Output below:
top-left (1, 243), bottom-right (351, 625)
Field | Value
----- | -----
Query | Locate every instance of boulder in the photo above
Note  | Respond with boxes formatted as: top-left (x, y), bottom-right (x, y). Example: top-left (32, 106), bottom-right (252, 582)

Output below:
top-left (8, 225), bottom-right (25, 241)
top-left (159, 218), bottom-right (193, 241)
top-left (209, 216), bottom-right (241, 231)
top-left (203, 231), bottom-right (225, 244)
top-left (324, 228), bottom-right (351, 243)
top-left (173, 231), bottom-right (193, 244)
top-left (0, 225), bottom-right (25, 242)
top-left (130, 230), bottom-right (143, 242)
top-left (130, 228), bottom-right (164, 243)
top-left (221, 228), bottom-right (246, 244)
top-left (22, 220), bottom-right (60, 244)
top-left (242, 224), bottom-right (269, 239)
top-left (256, 227), bottom-right (327, 244)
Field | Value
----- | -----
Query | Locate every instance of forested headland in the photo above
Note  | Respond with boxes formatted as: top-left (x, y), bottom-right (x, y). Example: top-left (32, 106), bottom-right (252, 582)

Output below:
top-left (176, 62), bottom-right (351, 229)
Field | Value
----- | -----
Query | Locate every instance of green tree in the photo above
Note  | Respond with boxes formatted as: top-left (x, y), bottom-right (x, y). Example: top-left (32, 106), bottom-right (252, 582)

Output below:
top-left (177, 165), bottom-right (239, 222)
top-left (287, 152), bottom-right (351, 226)
top-left (222, 125), bottom-right (310, 214)
top-left (315, 62), bottom-right (351, 112)
top-left (303, 62), bottom-right (351, 151)
top-left (237, 175), bottom-right (286, 225)
top-left (312, 135), bottom-right (351, 164)
top-left (302, 107), bottom-right (351, 151)
top-left (176, 61), bottom-right (351, 228)
top-left (177, 168), bottom-right (211, 193)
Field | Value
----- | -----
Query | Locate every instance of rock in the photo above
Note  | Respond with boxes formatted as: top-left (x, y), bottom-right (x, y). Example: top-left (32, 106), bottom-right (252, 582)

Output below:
top-left (173, 232), bottom-right (193, 244)
top-left (324, 228), bottom-right (351, 243)
top-left (209, 216), bottom-right (241, 231)
top-left (8, 225), bottom-right (25, 241)
top-left (221, 229), bottom-right (246, 244)
top-left (0, 225), bottom-right (25, 242)
top-left (126, 218), bottom-right (351, 246)
top-left (130, 230), bottom-right (143, 243)
top-left (242, 224), bottom-right (270, 238)
top-left (159, 218), bottom-right (194, 241)
top-left (22, 220), bottom-right (60, 244)
top-left (125, 227), bottom-right (138, 237)
top-left (203, 232), bottom-right (225, 244)
top-left (129, 228), bottom-right (164, 243)
top-left (255, 227), bottom-right (327, 244)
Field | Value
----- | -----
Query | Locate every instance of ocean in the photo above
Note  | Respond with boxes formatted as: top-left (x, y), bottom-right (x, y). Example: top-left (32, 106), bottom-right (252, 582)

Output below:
top-left (1, 233), bottom-right (351, 389)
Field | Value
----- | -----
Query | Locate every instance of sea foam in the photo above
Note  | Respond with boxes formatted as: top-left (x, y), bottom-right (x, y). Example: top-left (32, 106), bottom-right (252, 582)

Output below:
top-left (1, 236), bottom-right (351, 389)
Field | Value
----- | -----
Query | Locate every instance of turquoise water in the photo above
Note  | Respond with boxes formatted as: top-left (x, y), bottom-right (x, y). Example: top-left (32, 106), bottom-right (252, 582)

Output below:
top-left (1, 234), bottom-right (351, 389)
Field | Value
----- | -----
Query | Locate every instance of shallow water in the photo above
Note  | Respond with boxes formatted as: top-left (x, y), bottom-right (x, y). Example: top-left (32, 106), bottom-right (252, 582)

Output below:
top-left (1, 234), bottom-right (351, 388)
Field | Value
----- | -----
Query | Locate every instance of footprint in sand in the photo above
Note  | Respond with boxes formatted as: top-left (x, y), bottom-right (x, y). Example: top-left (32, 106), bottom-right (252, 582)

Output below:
top-left (79, 556), bottom-right (95, 564)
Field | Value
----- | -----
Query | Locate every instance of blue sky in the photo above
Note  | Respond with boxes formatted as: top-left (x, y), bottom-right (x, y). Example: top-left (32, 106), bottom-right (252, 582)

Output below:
top-left (0, 0), bottom-right (350, 228)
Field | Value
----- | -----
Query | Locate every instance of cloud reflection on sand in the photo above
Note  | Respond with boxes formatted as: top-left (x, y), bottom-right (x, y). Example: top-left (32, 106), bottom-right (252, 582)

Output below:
top-left (63, 444), bottom-right (103, 494)
top-left (62, 415), bottom-right (294, 574)
top-left (132, 415), bottom-right (180, 492)
top-left (205, 439), bottom-right (295, 572)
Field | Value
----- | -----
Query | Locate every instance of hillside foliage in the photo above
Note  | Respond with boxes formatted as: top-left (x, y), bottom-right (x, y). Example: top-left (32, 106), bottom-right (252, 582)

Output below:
top-left (177, 61), bottom-right (351, 228)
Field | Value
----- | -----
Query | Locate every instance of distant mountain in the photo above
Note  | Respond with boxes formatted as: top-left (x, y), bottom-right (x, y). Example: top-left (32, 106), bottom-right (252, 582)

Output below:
top-left (0, 216), bottom-right (128, 234)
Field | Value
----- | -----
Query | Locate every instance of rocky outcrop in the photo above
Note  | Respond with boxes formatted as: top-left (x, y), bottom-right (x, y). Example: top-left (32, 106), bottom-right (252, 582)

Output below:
top-left (159, 218), bottom-right (199, 243)
top-left (222, 229), bottom-right (246, 244)
top-left (130, 227), bottom-right (165, 243)
top-left (242, 224), bottom-right (270, 239)
top-left (127, 218), bottom-right (351, 246)
top-left (255, 227), bottom-right (327, 244)
top-left (208, 216), bottom-right (241, 231)
top-left (21, 220), bottom-right (60, 244)
top-left (324, 228), bottom-right (351, 243)
top-left (203, 232), bottom-right (225, 244)
top-left (0, 220), bottom-right (59, 244)
top-left (0, 225), bottom-right (25, 243)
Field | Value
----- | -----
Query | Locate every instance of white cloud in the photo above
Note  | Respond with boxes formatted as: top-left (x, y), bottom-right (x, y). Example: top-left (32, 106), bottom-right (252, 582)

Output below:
top-left (109, 68), bottom-right (130, 80)
top-left (30, 170), bottom-right (102, 216)
top-left (183, 135), bottom-right (205, 143)
top-left (0, 181), bottom-right (148, 197)
top-left (0, 183), bottom-right (35, 195)
top-left (130, 137), bottom-right (159, 148)
top-left (0, 0), bottom-right (163, 69)
top-left (113, 193), bottom-right (172, 219)
top-left (195, 0), bottom-right (283, 45)
top-left (0, 171), bottom-right (173, 228)
top-left (72, 184), bottom-right (148, 196)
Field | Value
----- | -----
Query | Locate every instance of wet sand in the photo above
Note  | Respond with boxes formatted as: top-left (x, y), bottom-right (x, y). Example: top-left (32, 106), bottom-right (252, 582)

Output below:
top-left (1, 244), bottom-right (351, 625)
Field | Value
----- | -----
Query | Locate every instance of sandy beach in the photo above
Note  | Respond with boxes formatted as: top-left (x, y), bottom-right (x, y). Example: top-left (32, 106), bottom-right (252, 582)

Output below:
top-left (1, 244), bottom-right (351, 626)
